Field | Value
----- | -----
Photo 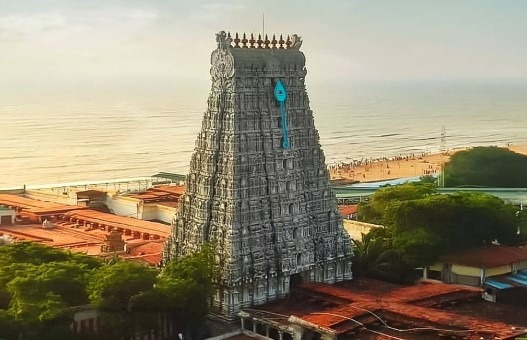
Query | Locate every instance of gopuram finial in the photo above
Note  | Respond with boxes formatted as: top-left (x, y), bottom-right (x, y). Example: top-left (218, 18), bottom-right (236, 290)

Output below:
top-left (286, 35), bottom-right (292, 49)
top-left (234, 32), bottom-right (240, 48)
top-left (290, 34), bottom-right (303, 49)
top-left (215, 31), bottom-right (231, 49)
top-left (241, 33), bottom-right (248, 48)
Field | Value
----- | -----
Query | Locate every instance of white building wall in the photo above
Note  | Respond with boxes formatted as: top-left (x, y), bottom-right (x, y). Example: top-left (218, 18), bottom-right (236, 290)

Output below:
top-left (0, 208), bottom-right (16, 224)
top-left (105, 196), bottom-right (139, 219)
top-left (141, 205), bottom-right (177, 224)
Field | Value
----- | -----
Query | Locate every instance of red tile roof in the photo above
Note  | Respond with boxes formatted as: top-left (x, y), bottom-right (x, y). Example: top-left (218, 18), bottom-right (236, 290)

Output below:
top-left (338, 205), bottom-right (358, 216)
top-left (154, 185), bottom-right (185, 195)
top-left (24, 205), bottom-right (86, 216)
top-left (128, 241), bottom-right (164, 256)
top-left (252, 278), bottom-right (527, 339)
top-left (127, 185), bottom-right (184, 204)
top-left (0, 194), bottom-right (86, 221)
top-left (0, 194), bottom-right (62, 209)
top-left (442, 246), bottom-right (527, 268)
top-left (64, 210), bottom-right (170, 238)
top-left (124, 241), bottom-right (164, 266)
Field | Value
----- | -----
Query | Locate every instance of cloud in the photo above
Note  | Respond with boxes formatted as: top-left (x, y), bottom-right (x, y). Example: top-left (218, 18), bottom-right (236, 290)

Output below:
top-left (201, 3), bottom-right (245, 11)
top-left (0, 11), bottom-right (66, 41)
top-left (0, 7), bottom-right (159, 39)
top-left (189, 2), bottom-right (247, 22)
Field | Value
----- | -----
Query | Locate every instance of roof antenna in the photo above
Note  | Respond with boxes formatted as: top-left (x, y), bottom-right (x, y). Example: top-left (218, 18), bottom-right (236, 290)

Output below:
top-left (262, 12), bottom-right (265, 38)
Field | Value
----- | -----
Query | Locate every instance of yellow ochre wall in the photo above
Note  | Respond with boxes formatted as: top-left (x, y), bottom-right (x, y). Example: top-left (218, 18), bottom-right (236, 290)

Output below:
top-left (486, 264), bottom-right (512, 277)
top-left (451, 264), bottom-right (481, 277)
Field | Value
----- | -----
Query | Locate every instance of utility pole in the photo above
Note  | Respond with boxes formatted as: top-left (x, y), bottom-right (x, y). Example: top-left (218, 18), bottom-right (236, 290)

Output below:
top-left (440, 126), bottom-right (447, 187)
top-left (440, 125), bottom-right (446, 154)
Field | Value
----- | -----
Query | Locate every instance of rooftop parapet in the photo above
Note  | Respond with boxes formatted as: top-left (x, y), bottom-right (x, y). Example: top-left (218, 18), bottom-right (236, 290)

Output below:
top-left (216, 31), bottom-right (302, 50)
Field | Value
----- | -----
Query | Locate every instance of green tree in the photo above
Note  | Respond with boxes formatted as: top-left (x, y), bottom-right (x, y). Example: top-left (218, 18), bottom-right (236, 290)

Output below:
top-left (418, 174), bottom-right (437, 185)
top-left (385, 193), bottom-right (519, 250)
top-left (0, 243), bottom-right (103, 340)
top-left (357, 182), bottom-right (436, 224)
top-left (88, 261), bottom-right (158, 340)
top-left (444, 147), bottom-right (527, 187)
top-left (392, 228), bottom-right (442, 268)
top-left (356, 184), bottom-right (521, 283)
top-left (352, 227), bottom-right (413, 283)
top-left (0, 309), bottom-right (19, 340)
top-left (158, 244), bottom-right (216, 340)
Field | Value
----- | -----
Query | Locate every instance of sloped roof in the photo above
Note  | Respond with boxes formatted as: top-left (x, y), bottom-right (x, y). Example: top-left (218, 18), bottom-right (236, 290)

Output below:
top-left (442, 246), bottom-right (527, 268)
top-left (125, 241), bottom-right (164, 266)
top-left (65, 210), bottom-right (170, 238)
top-left (126, 185), bottom-right (184, 203)
top-left (0, 194), bottom-right (62, 209)
top-left (250, 278), bottom-right (527, 339)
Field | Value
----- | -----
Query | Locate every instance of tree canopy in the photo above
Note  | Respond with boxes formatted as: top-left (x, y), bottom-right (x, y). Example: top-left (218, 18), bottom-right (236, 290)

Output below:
top-left (444, 147), bottom-right (527, 187)
top-left (0, 243), bottom-right (102, 339)
top-left (0, 242), bottom-right (216, 340)
top-left (355, 183), bottom-right (522, 282)
top-left (157, 244), bottom-right (216, 339)
top-left (88, 261), bottom-right (159, 340)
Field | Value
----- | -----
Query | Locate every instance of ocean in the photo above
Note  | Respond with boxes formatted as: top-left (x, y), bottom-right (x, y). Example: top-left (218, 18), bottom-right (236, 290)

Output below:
top-left (1, 79), bottom-right (526, 188)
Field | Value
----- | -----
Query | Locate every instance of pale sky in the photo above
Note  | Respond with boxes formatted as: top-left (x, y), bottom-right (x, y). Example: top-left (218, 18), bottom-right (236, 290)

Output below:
top-left (1, 0), bottom-right (526, 95)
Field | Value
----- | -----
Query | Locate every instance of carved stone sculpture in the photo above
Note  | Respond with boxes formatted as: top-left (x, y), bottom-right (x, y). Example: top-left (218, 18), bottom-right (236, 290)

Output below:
top-left (164, 31), bottom-right (353, 319)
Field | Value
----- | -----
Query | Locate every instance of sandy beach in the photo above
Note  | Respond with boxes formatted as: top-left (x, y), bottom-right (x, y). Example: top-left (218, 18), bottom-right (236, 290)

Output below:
top-left (329, 144), bottom-right (527, 183)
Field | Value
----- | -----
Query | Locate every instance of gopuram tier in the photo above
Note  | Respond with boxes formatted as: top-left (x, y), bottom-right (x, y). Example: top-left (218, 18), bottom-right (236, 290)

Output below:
top-left (164, 32), bottom-right (353, 319)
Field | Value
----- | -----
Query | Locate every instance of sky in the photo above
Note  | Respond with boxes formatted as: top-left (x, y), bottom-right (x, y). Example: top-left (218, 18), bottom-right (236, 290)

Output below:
top-left (1, 0), bottom-right (527, 97)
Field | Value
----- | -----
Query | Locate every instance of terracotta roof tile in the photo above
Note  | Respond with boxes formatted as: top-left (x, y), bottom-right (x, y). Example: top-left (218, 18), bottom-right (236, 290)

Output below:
top-left (250, 278), bottom-right (527, 339)
top-left (154, 185), bottom-right (185, 195)
top-left (64, 210), bottom-right (170, 238)
top-left (442, 246), bottom-right (527, 268)
top-left (0, 194), bottom-right (62, 209)
top-left (338, 205), bottom-right (358, 216)
top-left (25, 205), bottom-right (86, 215)
top-left (128, 241), bottom-right (164, 256)
top-left (126, 185), bottom-right (184, 203)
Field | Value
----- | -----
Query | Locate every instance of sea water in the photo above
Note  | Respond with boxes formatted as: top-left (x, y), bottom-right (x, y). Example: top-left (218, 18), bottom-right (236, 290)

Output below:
top-left (1, 79), bottom-right (526, 188)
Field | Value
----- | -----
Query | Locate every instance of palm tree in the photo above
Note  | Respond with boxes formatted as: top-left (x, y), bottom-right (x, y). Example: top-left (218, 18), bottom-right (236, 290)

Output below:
top-left (352, 228), bottom-right (411, 283)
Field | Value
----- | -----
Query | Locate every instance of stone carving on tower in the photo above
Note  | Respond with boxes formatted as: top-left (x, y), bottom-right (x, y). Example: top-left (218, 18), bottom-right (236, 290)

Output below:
top-left (164, 31), bottom-right (353, 319)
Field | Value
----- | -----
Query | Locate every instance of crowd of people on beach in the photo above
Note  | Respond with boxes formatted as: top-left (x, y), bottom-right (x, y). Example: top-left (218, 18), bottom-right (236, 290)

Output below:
top-left (327, 152), bottom-right (432, 171)
top-left (327, 151), bottom-right (441, 181)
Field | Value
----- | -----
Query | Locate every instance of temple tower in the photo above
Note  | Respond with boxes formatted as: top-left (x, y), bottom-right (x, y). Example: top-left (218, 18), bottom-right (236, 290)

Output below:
top-left (164, 31), bottom-right (352, 319)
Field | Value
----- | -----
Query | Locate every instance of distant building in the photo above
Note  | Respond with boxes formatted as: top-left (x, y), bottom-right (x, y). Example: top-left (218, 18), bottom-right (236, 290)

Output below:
top-left (164, 32), bottom-right (353, 319)
top-left (0, 206), bottom-right (15, 225)
top-left (0, 193), bottom-right (168, 265)
top-left (423, 246), bottom-right (527, 304)
top-left (338, 204), bottom-right (357, 220)
top-left (342, 219), bottom-right (381, 241)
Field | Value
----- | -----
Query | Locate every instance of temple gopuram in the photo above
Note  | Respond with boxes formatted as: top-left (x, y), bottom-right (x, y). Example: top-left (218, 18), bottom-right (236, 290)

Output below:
top-left (164, 31), bottom-right (353, 319)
